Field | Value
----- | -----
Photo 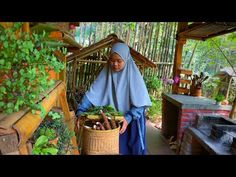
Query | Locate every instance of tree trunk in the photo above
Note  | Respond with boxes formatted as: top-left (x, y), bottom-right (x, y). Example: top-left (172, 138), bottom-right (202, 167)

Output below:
top-left (186, 42), bottom-right (198, 69)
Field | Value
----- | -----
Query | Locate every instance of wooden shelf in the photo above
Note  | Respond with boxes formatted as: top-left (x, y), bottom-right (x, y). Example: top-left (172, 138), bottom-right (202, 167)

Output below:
top-left (177, 87), bottom-right (190, 94)
top-left (178, 68), bottom-right (192, 75)
top-left (179, 79), bottom-right (191, 84)
top-left (0, 81), bottom-right (79, 155)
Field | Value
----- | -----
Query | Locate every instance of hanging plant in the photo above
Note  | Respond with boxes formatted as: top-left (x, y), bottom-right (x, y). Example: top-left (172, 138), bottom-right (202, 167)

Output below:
top-left (0, 22), bottom-right (65, 116)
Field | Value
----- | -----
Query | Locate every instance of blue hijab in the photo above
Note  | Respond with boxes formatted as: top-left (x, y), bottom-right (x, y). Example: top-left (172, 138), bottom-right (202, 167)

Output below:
top-left (85, 42), bottom-right (151, 114)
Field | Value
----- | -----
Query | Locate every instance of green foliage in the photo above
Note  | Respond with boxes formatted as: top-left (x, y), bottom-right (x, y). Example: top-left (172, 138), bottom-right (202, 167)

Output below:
top-left (215, 94), bottom-right (225, 102)
top-left (182, 33), bottom-right (236, 76)
top-left (144, 74), bottom-right (162, 97)
top-left (123, 22), bottom-right (136, 31)
top-left (202, 76), bottom-right (221, 99)
top-left (32, 110), bottom-right (74, 155)
top-left (80, 105), bottom-right (123, 117)
top-left (146, 95), bottom-right (161, 122)
top-left (32, 135), bottom-right (58, 155)
top-left (0, 22), bottom-right (65, 116)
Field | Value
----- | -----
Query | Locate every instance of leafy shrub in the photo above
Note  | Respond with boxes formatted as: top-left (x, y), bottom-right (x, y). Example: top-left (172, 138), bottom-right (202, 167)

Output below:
top-left (146, 95), bottom-right (161, 122)
top-left (32, 110), bottom-right (74, 155)
top-left (0, 23), bottom-right (65, 116)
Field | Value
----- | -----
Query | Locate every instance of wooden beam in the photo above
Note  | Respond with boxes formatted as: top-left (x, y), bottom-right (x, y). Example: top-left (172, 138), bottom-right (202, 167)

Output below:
top-left (67, 34), bottom-right (114, 62)
top-left (67, 33), bottom-right (156, 68)
top-left (63, 32), bottom-right (82, 49)
top-left (179, 79), bottom-right (191, 84)
top-left (178, 68), bottom-right (192, 75)
top-left (13, 81), bottom-right (64, 148)
top-left (18, 144), bottom-right (29, 155)
top-left (178, 22), bottom-right (236, 41)
top-left (178, 22), bottom-right (208, 38)
top-left (172, 22), bottom-right (188, 94)
top-left (177, 87), bottom-right (189, 94)
top-left (202, 27), bottom-right (236, 40)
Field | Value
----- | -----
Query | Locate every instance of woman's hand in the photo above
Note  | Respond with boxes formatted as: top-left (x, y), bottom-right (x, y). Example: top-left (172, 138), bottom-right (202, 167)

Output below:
top-left (119, 118), bottom-right (128, 134)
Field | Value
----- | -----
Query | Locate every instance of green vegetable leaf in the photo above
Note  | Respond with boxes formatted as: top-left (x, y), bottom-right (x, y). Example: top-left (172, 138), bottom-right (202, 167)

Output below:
top-left (35, 135), bottom-right (48, 147)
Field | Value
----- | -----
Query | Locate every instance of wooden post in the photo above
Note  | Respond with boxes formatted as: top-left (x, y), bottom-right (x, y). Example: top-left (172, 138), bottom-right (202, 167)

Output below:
top-left (19, 144), bottom-right (29, 155)
top-left (230, 96), bottom-right (236, 119)
top-left (226, 77), bottom-right (233, 100)
top-left (59, 83), bottom-right (79, 155)
top-left (172, 22), bottom-right (188, 94)
top-left (22, 22), bottom-right (30, 33)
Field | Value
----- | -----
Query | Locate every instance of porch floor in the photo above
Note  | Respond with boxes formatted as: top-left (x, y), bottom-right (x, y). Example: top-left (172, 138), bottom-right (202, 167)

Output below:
top-left (146, 121), bottom-right (176, 155)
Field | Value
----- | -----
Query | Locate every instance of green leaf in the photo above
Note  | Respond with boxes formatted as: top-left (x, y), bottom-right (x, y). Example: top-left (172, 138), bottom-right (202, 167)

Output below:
top-left (5, 62), bottom-right (11, 70)
top-left (32, 147), bottom-right (41, 155)
top-left (32, 110), bottom-right (36, 114)
top-left (35, 135), bottom-right (48, 147)
top-left (0, 35), bottom-right (6, 41)
top-left (19, 69), bottom-right (25, 75)
top-left (0, 101), bottom-right (4, 108)
top-left (41, 147), bottom-right (58, 155)
top-left (0, 86), bottom-right (7, 94)
top-left (3, 41), bottom-right (8, 48)
top-left (0, 59), bottom-right (4, 65)
top-left (7, 102), bottom-right (14, 109)
top-left (5, 80), bottom-right (11, 87)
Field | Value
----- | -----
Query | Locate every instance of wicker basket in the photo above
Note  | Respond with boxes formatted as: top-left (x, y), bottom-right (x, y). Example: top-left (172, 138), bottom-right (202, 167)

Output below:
top-left (82, 125), bottom-right (119, 155)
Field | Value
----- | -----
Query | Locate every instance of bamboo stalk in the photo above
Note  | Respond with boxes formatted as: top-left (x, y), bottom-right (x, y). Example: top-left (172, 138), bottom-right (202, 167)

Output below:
top-left (147, 23), bottom-right (154, 59)
top-left (157, 22), bottom-right (165, 63)
top-left (101, 22), bottom-right (104, 39)
top-left (82, 23), bottom-right (87, 46)
top-left (144, 23), bottom-right (149, 55)
top-left (132, 22), bottom-right (138, 48)
top-left (79, 22), bottom-right (83, 44)
top-left (93, 22), bottom-right (97, 43)
top-left (164, 23), bottom-right (172, 64)
top-left (72, 60), bottom-right (78, 96)
top-left (153, 23), bottom-right (161, 61)
top-left (89, 22), bottom-right (92, 46)
top-left (163, 23), bottom-right (170, 63)
top-left (151, 23), bottom-right (158, 61)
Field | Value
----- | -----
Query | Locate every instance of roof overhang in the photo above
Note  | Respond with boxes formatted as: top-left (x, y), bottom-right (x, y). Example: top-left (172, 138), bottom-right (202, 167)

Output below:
top-left (178, 22), bottom-right (236, 41)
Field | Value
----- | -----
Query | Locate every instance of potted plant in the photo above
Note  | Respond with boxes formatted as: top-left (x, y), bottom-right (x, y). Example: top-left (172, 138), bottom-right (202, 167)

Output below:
top-left (215, 94), bottom-right (225, 105)
top-left (190, 72), bottom-right (209, 97)
top-left (0, 22), bottom-right (65, 116)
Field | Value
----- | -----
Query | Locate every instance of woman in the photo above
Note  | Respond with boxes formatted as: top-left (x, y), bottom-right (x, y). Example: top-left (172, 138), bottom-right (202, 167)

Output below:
top-left (76, 42), bottom-right (151, 155)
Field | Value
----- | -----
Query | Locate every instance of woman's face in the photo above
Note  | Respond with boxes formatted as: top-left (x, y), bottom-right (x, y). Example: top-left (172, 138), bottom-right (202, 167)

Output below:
top-left (109, 53), bottom-right (125, 72)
